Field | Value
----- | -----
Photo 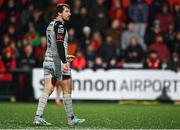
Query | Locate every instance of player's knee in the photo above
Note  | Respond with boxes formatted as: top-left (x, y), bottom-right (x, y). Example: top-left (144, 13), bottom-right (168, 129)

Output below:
top-left (44, 85), bottom-right (54, 95)
top-left (63, 91), bottom-right (71, 95)
top-left (62, 85), bottom-right (71, 94)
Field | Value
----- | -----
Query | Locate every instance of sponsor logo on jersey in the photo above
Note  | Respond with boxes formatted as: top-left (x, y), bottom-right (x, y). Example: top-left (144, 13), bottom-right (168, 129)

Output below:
top-left (56, 34), bottom-right (64, 42)
top-left (56, 34), bottom-right (64, 39)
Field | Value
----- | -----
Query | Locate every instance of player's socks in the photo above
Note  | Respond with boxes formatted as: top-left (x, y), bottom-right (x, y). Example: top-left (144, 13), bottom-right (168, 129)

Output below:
top-left (63, 94), bottom-right (74, 119)
top-left (36, 92), bottom-right (48, 116)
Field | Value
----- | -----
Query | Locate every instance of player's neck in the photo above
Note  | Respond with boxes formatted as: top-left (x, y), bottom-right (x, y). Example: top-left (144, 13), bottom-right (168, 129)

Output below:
top-left (55, 16), bottom-right (64, 24)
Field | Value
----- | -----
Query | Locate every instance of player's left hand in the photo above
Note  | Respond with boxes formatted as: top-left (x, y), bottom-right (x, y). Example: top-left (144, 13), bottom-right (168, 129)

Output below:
top-left (67, 55), bottom-right (75, 62)
top-left (62, 64), bottom-right (68, 73)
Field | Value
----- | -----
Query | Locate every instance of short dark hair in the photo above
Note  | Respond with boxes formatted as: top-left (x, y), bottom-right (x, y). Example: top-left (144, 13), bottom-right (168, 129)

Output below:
top-left (56, 3), bottom-right (70, 14)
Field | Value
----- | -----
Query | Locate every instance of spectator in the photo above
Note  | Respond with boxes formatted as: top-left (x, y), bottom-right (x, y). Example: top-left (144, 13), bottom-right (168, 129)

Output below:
top-left (166, 52), bottom-right (180, 72)
top-left (0, 41), bottom-right (3, 55)
top-left (20, 4), bottom-right (34, 28)
top-left (78, 6), bottom-right (90, 27)
top-left (156, 4), bottom-right (174, 32)
top-left (3, 1), bottom-right (20, 35)
top-left (169, 0), bottom-right (180, 12)
top-left (128, 0), bottom-right (149, 36)
top-left (2, 34), bottom-right (16, 57)
top-left (75, 7), bottom-right (91, 38)
top-left (121, 22), bottom-right (145, 50)
top-left (0, 0), bottom-right (6, 31)
top-left (172, 32), bottom-right (180, 56)
top-left (85, 44), bottom-right (95, 69)
top-left (72, 50), bottom-right (86, 70)
top-left (125, 36), bottom-right (144, 63)
top-left (106, 19), bottom-right (121, 48)
top-left (79, 6), bottom-right (91, 25)
top-left (108, 1), bottom-right (127, 30)
top-left (18, 44), bottom-right (37, 69)
top-left (101, 35), bottom-right (117, 67)
top-left (0, 51), bottom-right (16, 81)
top-left (93, 56), bottom-right (105, 70)
top-left (121, 0), bottom-right (131, 9)
top-left (18, 36), bottom-right (30, 55)
top-left (143, 50), bottom-right (162, 69)
top-left (71, 0), bottom-right (82, 16)
top-left (7, 24), bottom-right (18, 42)
top-left (69, 0), bottom-right (82, 36)
top-left (32, 9), bottom-right (46, 35)
top-left (44, 0), bottom-right (57, 24)
top-left (17, 43), bottom-right (35, 101)
top-left (68, 28), bottom-right (79, 55)
top-left (148, 35), bottom-right (170, 63)
top-left (34, 36), bottom-right (47, 67)
top-left (164, 23), bottom-right (177, 52)
top-left (90, 31), bottom-right (102, 54)
top-left (4, 0), bottom-right (20, 18)
top-left (144, 20), bottom-right (164, 46)
top-left (148, 0), bottom-right (169, 24)
top-left (24, 22), bottom-right (41, 47)
top-left (80, 26), bottom-right (92, 53)
top-left (90, 0), bottom-right (108, 33)
top-left (173, 4), bottom-right (180, 31)
top-left (0, 55), bottom-right (7, 81)
top-left (6, 11), bottom-right (19, 27)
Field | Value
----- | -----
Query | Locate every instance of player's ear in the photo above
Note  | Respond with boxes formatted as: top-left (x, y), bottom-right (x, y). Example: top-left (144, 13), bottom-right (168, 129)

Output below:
top-left (58, 12), bottom-right (62, 16)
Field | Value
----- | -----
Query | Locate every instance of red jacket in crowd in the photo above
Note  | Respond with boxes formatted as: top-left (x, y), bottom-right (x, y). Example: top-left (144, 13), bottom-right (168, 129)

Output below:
top-left (72, 52), bottom-right (86, 70)
top-left (0, 57), bottom-right (16, 81)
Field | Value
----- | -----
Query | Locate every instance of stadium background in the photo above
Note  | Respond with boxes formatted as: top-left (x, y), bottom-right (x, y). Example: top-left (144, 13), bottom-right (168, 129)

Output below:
top-left (0, 0), bottom-right (180, 101)
top-left (0, 0), bottom-right (180, 129)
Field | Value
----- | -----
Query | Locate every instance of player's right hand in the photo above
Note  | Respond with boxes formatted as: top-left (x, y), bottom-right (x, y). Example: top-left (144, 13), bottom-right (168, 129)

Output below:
top-left (62, 64), bottom-right (68, 73)
top-left (67, 55), bottom-right (75, 62)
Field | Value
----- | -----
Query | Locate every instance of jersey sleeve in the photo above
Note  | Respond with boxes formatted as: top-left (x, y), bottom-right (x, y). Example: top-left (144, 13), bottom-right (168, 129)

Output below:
top-left (54, 22), bottom-right (67, 64)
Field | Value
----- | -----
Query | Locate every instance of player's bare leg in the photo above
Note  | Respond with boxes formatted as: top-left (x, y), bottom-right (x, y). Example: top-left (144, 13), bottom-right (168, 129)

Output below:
top-left (55, 81), bottom-right (63, 105)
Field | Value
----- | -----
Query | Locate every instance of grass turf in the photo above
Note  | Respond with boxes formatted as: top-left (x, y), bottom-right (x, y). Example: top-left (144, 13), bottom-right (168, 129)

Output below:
top-left (0, 102), bottom-right (180, 129)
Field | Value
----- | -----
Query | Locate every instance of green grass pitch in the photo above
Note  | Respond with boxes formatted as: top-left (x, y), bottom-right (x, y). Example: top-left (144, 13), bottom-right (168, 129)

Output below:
top-left (0, 102), bottom-right (180, 129)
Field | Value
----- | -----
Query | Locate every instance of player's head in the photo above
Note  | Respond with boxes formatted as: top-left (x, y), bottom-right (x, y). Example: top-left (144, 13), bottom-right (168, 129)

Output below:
top-left (56, 4), bottom-right (71, 22)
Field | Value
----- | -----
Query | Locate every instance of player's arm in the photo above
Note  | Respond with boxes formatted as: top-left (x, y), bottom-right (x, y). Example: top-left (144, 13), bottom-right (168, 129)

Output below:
top-left (54, 22), bottom-right (67, 64)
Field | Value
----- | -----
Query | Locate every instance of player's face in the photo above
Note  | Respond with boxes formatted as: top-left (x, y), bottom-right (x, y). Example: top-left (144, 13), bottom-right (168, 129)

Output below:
top-left (61, 7), bottom-right (71, 21)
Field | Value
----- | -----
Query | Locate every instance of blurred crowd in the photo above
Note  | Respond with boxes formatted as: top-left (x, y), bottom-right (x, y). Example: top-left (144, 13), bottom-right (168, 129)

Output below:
top-left (0, 0), bottom-right (180, 81)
